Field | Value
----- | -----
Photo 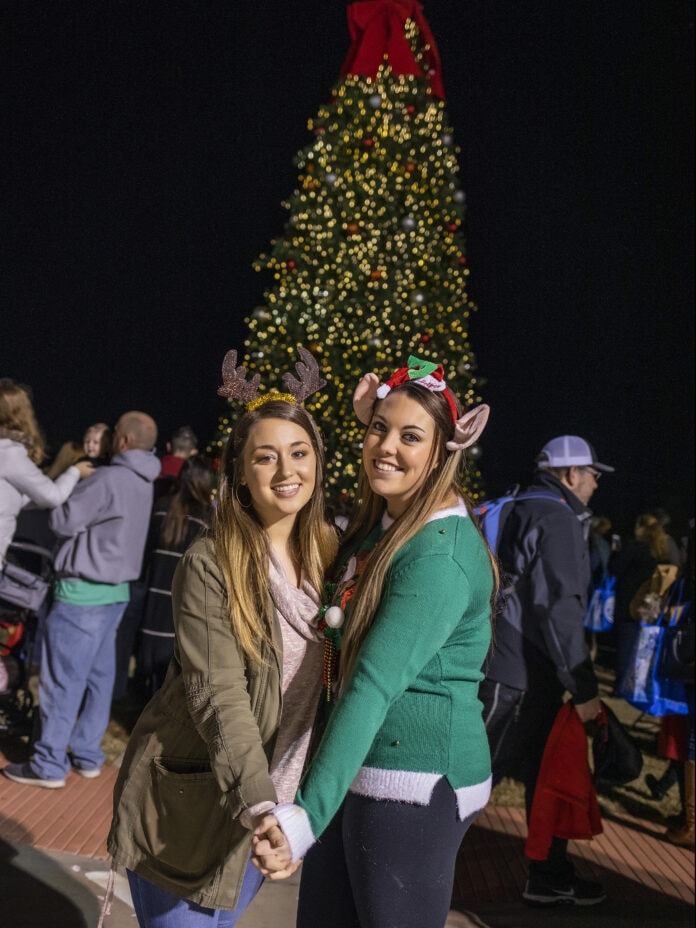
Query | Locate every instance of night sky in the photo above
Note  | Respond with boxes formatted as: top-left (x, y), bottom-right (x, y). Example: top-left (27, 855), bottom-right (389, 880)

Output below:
top-left (3, 1), bottom-right (694, 537)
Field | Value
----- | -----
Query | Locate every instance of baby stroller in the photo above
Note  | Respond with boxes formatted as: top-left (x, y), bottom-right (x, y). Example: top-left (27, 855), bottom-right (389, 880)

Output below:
top-left (0, 538), bottom-right (54, 738)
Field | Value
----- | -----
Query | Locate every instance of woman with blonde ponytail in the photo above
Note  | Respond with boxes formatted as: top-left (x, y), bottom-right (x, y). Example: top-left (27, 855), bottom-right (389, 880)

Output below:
top-left (107, 349), bottom-right (337, 927)
top-left (253, 356), bottom-right (497, 928)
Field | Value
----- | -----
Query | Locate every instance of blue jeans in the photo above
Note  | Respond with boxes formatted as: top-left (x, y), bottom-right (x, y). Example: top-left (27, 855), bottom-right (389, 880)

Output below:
top-left (32, 599), bottom-right (127, 779)
top-left (127, 860), bottom-right (264, 927)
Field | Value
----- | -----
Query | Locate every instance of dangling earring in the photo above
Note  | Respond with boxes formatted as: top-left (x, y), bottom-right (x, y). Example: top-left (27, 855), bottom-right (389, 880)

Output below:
top-left (235, 483), bottom-right (251, 509)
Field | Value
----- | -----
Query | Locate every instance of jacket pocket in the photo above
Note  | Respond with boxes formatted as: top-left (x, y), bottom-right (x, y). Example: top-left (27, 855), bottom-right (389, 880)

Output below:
top-left (141, 758), bottom-right (231, 879)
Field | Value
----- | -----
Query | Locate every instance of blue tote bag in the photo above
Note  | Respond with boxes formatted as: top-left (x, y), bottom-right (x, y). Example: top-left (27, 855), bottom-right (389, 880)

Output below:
top-left (584, 575), bottom-right (616, 633)
top-left (617, 579), bottom-right (689, 716)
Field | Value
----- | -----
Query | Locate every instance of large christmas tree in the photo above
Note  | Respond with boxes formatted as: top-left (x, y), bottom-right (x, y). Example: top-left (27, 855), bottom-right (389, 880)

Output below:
top-left (211, 0), bottom-right (485, 504)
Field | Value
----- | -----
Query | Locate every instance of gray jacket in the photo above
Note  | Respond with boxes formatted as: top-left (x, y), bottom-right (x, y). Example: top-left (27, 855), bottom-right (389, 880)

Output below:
top-left (50, 449), bottom-right (160, 583)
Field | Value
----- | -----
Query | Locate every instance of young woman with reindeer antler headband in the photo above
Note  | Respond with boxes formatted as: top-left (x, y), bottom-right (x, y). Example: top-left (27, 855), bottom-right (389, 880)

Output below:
top-left (252, 356), bottom-right (498, 928)
top-left (107, 348), bottom-right (338, 927)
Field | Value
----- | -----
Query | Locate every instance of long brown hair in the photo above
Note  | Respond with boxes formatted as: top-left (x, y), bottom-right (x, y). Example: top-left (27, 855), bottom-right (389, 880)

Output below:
top-left (161, 457), bottom-right (214, 548)
top-left (213, 401), bottom-right (338, 663)
top-left (0, 379), bottom-right (45, 464)
top-left (339, 382), bottom-right (498, 681)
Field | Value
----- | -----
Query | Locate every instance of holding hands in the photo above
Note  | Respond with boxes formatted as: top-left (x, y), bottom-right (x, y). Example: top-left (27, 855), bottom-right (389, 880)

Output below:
top-left (251, 815), bottom-right (300, 880)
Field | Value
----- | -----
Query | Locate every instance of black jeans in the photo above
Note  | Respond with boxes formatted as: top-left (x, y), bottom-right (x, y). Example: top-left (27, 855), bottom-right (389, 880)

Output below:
top-left (479, 678), bottom-right (573, 880)
top-left (297, 777), bottom-right (475, 928)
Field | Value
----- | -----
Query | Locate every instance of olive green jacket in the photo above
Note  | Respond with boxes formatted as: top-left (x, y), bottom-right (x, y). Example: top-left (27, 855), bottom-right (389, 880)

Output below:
top-left (107, 536), bottom-right (283, 910)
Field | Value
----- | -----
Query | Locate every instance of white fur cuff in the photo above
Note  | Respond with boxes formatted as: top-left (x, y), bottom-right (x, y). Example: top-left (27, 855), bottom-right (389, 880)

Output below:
top-left (274, 803), bottom-right (316, 862)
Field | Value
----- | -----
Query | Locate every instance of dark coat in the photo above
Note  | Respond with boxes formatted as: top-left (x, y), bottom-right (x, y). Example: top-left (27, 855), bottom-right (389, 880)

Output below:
top-left (484, 472), bottom-right (598, 703)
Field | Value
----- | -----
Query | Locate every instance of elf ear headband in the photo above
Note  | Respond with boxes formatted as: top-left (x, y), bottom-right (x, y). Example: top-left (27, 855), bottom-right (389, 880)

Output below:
top-left (352, 355), bottom-right (490, 452)
top-left (217, 347), bottom-right (326, 411)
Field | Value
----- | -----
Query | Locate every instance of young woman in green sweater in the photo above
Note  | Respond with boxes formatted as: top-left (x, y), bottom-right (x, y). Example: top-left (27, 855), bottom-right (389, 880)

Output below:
top-left (252, 356), bottom-right (497, 928)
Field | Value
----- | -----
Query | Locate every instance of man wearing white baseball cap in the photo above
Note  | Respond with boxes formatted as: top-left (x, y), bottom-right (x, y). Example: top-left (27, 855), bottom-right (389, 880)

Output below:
top-left (480, 435), bottom-right (614, 907)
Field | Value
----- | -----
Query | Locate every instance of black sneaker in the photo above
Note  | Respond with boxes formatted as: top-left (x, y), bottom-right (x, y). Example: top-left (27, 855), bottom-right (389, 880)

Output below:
top-left (2, 761), bottom-right (66, 789)
top-left (523, 875), bottom-right (607, 907)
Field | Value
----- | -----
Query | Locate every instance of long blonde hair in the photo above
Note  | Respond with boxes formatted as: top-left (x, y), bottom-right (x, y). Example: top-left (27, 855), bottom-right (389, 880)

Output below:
top-left (339, 382), bottom-right (498, 681)
top-left (213, 401), bottom-right (338, 664)
top-left (0, 378), bottom-right (45, 464)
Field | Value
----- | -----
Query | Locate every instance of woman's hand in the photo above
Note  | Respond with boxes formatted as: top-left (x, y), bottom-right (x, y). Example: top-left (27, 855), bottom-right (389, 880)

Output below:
top-left (251, 814), bottom-right (300, 880)
top-left (75, 460), bottom-right (95, 479)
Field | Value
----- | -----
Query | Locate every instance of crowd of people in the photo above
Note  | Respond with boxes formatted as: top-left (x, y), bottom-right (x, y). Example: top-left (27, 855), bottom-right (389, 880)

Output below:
top-left (0, 362), bottom-right (693, 927)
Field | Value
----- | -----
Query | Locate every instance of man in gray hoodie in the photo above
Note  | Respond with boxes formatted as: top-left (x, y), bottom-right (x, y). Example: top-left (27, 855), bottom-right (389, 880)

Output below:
top-left (3, 411), bottom-right (160, 788)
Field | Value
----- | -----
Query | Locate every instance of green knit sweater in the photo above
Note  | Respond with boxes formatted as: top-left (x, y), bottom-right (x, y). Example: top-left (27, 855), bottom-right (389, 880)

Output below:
top-left (277, 503), bottom-right (494, 858)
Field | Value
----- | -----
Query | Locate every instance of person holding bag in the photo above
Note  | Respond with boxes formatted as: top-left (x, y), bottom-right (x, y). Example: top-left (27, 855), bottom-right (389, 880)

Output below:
top-left (252, 356), bottom-right (495, 928)
top-left (0, 378), bottom-right (93, 566)
top-left (611, 512), bottom-right (681, 686)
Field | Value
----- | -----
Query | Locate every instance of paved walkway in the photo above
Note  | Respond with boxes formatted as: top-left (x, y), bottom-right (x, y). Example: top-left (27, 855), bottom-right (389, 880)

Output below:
top-left (1, 750), bottom-right (693, 927)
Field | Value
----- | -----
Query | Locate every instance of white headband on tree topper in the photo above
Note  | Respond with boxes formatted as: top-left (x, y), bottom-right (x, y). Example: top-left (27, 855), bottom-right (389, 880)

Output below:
top-left (352, 356), bottom-right (490, 452)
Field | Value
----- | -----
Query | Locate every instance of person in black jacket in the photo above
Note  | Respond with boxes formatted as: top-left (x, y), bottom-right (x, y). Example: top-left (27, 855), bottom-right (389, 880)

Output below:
top-left (136, 456), bottom-right (214, 695)
top-left (480, 435), bottom-right (613, 907)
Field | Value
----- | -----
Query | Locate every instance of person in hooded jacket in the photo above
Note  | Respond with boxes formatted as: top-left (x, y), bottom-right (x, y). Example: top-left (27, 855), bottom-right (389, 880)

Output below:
top-left (3, 410), bottom-right (159, 788)
top-left (479, 435), bottom-right (614, 908)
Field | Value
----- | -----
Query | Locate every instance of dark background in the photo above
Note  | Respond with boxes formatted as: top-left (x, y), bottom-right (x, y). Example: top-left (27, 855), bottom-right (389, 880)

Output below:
top-left (3, 1), bottom-right (694, 538)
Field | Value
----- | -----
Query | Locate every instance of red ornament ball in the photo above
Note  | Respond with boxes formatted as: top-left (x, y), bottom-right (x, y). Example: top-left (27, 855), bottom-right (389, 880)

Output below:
top-left (362, 137), bottom-right (374, 148)
top-left (458, 256), bottom-right (467, 265)
top-left (420, 333), bottom-right (432, 343)
top-left (405, 105), bottom-right (416, 115)
top-left (447, 222), bottom-right (459, 233)
top-left (346, 222), bottom-right (360, 235)
top-left (287, 260), bottom-right (296, 270)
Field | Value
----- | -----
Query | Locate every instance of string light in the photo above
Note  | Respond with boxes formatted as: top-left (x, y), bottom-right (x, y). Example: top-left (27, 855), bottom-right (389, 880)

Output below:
top-left (212, 48), bottom-right (484, 500)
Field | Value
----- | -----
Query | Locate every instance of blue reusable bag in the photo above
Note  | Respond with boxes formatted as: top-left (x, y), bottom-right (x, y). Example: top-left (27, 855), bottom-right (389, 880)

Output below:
top-left (616, 579), bottom-right (689, 716)
top-left (584, 575), bottom-right (616, 632)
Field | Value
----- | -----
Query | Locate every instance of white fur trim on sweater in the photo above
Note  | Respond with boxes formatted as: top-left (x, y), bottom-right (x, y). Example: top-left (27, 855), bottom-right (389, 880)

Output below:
top-left (273, 803), bottom-right (316, 863)
top-left (349, 767), bottom-right (492, 820)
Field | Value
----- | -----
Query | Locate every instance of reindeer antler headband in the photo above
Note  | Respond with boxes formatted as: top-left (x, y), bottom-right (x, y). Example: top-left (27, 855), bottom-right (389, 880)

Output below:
top-left (352, 354), bottom-right (490, 452)
top-left (217, 346), bottom-right (326, 411)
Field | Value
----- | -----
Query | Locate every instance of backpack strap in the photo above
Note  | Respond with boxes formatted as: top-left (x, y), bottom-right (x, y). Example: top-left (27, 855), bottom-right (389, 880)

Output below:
top-left (475, 490), bottom-right (567, 553)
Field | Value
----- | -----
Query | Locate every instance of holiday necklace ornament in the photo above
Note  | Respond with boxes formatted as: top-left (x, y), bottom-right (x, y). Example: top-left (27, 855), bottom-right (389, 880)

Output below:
top-left (352, 354), bottom-right (490, 451)
top-left (217, 346), bottom-right (327, 412)
top-left (317, 582), bottom-right (343, 702)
